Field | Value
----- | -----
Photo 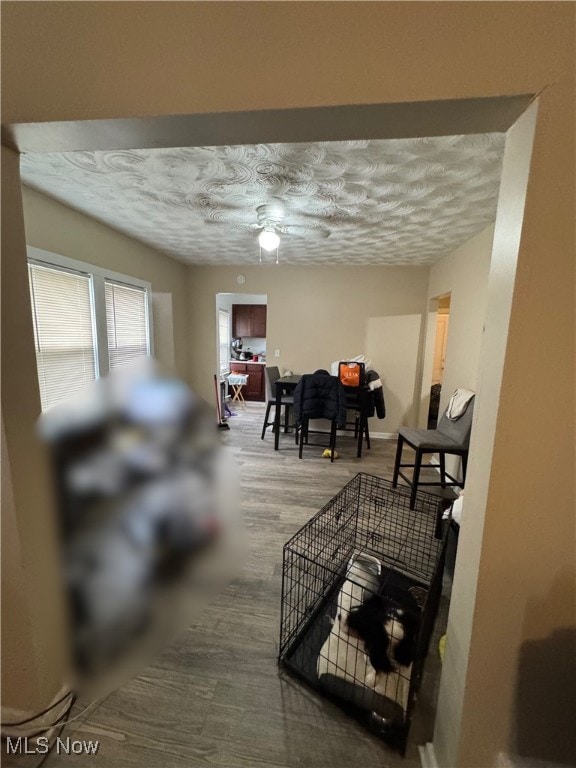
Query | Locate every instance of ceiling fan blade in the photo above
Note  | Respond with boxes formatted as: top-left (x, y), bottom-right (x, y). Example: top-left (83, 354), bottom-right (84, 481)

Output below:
top-left (281, 223), bottom-right (331, 239)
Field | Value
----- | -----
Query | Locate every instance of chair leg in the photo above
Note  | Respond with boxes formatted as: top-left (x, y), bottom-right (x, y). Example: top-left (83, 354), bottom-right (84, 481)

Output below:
top-left (364, 419), bottom-right (371, 450)
top-left (330, 420), bottom-right (337, 462)
top-left (439, 452), bottom-right (446, 487)
top-left (392, 436), bottom-right (404, 487)
top-left (283, 404), bottom-right (290, 433)
top-left (261, 402), bottom-right (273, 440)
top-left (298, 418), bottom-right (306, 459)
top-left (411, 449), bottom-right (423, 509)
top-left (273, 387), bottom-right (282, 451)
top-left (461, 452), bottom-right (469, 485)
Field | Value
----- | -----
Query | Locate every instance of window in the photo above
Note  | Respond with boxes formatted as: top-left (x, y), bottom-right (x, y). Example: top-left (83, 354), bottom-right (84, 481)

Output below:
top-left (28, 262), bottom-right (98, 411)
top-left (27, 248), bottom-right (153, 411)
top-left (218, 309), bottom-right (231, 376)
top-left (105, 281), bottom-right (150, 370)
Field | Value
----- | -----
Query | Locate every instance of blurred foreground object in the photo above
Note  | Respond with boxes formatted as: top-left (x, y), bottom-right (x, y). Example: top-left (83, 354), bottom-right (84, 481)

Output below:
top-left (39, 359), bottom-right (242, 697)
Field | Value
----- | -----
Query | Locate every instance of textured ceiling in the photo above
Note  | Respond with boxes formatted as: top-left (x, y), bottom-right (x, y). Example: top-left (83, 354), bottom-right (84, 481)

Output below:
top-left (20, 134), bottom-right (505, 266)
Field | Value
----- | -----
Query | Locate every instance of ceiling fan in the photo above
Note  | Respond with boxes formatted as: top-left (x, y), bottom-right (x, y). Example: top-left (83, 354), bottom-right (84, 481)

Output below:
top-left (250, 198), bottom-right (331, 252)
top-left (251, 200), bottom-right (286, 252)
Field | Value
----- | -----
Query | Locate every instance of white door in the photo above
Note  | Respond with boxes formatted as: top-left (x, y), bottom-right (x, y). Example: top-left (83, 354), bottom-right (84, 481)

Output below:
top-left (432, 313), bottom-right (449, 385)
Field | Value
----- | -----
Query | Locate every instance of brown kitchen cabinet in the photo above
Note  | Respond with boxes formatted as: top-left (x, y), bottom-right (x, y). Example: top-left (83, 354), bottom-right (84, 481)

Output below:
top-left (232, 304), bottom-right (267, 338)
top-left (229, 362), bottom-right (265, 402)
top-left (245, 366), bottom-right (264, 400)
top-left (251, 305), bottom-right (267, 337)
top-left (232, 306), bottom-right (251, 337)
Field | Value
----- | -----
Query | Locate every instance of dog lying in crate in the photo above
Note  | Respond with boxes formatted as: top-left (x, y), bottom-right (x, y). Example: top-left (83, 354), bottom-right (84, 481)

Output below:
top-left (317, 552), bottom-right (421, 713)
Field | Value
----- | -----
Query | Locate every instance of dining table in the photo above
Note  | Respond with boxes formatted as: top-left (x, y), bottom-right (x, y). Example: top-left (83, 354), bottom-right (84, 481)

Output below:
top-left (273, 374), bottom-right (372, 458)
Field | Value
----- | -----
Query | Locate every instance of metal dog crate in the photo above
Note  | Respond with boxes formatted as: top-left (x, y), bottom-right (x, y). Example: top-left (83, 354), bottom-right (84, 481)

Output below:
top-left (278, 473), bottom-right (449, 753)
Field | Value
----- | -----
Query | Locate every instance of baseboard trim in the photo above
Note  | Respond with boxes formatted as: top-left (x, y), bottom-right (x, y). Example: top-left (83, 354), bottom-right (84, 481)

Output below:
top-left (419, 742), bottom-right (439, 768)
top-left (368, 431), bottom-right (396, 439)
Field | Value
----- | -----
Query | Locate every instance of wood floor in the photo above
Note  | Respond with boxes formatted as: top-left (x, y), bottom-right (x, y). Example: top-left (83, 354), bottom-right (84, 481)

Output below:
top-left (42, 404), bottom-right (449, 768)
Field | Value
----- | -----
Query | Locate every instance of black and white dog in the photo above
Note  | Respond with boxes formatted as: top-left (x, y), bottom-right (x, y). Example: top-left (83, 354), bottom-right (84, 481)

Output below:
top-left (346, 585), bottom-right (420, 675)
top-left (317, 554), bottom-right (421, 704)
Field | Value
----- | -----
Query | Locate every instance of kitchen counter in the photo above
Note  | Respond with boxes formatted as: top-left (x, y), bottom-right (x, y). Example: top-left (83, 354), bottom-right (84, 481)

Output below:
top-left (233, 360), bottom-right (266, 365)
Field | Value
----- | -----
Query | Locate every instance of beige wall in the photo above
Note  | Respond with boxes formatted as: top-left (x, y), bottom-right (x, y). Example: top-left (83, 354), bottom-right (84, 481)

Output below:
top-left (188, 265), bottom-right (429, 433)
top-left (1, 4), bottom-right (574, 765)
top-left (0, 3), bottom-right (570, 124)
top-left (452, 92), bottom-right (575, 768)
top-left (1, 149), bottom-right (68, 713)
top-left (1, 414), bottom-right (47, 711)
top-left (419, 226), bottom-right (494, 430)
top-left (21, 185), bottom-right (190, 380)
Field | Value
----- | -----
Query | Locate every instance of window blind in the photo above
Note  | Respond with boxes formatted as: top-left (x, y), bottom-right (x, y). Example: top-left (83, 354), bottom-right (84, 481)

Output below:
top-left (105, 281), bottom-right (150, 370)
top-left (28, 263), bottom-right (97, 411)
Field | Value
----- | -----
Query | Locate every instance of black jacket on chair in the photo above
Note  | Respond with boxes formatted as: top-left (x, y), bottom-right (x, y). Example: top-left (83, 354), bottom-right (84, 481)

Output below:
top-left (344, 371), bottom-right (386, 421)
top-left (293, 370), bottom-right (347, 428)
top-left (366, 369), bottom-right (386, 420)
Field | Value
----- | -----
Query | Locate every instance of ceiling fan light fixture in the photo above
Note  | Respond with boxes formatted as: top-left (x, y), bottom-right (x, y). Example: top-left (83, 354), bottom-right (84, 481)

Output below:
top-left (258, 228), bottom-right (280, 252)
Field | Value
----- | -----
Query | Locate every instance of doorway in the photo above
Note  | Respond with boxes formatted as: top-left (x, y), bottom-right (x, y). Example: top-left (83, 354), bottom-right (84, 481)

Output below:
top-left (216, 292), bottom-right (268, 403)
top-left (428, 294), bottom-right (451, 428)
top-left (4, 94), bottom-right (540, 767)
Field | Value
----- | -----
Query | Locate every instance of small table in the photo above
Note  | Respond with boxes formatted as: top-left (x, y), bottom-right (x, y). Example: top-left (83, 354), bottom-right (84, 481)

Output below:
top-left (228, 373), bottom-right (249, 409)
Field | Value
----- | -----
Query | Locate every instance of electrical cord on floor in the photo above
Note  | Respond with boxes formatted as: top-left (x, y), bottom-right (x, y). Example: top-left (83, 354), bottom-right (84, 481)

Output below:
top-left (35, 695), bottom-right (76, 768)
top-left (14, 695), bottom-right (76, 741)
top-left (2, 689), bottom-right (111, 768)
top-left (1, 690), bottom-right (73, 728)
top-left (0, 695), bottom-right (76, 768)
top-left (47, 694), bottom-right (107, 729)
top-left (2, 692), bottom-right (108, 739)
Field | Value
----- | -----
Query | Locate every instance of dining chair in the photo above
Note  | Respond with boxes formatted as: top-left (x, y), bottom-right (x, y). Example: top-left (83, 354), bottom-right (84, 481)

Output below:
top-left (392, 395), bottom-right (475, 509)
top-left (293, 370), bottom-right (347, 462)
top-left (344, 389), bottom-right (371, 452)
top-left (261, 366), bottom-right (294, 440)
